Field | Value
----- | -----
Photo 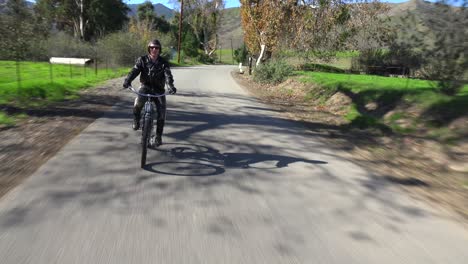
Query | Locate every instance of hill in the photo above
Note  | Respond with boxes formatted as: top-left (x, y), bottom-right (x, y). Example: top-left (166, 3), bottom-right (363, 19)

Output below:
top-left (218, 7), bottom-right (244, 50)
top-left (127, 3), bottom-right (175, 20)
top-left (218, 7), bottom-right (243, 50)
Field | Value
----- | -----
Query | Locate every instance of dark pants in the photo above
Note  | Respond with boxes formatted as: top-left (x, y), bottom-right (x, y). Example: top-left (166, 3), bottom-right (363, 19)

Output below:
top-left (134, 85), bottom-right (166, 136)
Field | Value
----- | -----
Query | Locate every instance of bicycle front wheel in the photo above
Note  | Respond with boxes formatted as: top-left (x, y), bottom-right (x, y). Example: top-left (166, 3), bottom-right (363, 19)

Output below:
top-left (141, 116), bottom-right (152, 168)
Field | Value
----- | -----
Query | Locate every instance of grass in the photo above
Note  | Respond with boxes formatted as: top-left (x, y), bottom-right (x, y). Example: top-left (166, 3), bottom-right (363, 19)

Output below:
top-left (335, 51), bottom-right (360, 58)
top-left (0, 111), bottom-right (14, 126)
top-left (0, 61), bottom-right (127, 106)
top-left (212, 49), bottom-right (236, 65)
top-left (297, 70), bottom-right (468, 134)
top-left (0, 61), bottom-right (127, 125)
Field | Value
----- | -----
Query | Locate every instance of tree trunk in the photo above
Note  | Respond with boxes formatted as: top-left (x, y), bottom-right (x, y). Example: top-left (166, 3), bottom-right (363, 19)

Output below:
top-left (256, 44), bottom-right (266, 67)
top-left (74, 0), bottom-right (85, 39)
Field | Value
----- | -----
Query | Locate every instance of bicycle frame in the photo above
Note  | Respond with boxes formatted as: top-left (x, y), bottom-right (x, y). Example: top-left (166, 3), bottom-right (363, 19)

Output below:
top-left (128, 86), bottom-right (169, 167)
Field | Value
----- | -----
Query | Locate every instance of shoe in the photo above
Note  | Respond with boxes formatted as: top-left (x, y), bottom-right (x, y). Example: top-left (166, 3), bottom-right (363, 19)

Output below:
top-left (155, 135), bottom-right (162, 146)
top-left (132, 117), bottom-right (140, 130)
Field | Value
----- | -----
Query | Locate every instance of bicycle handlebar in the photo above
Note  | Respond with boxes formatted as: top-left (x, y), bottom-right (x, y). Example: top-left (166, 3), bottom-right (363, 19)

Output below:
top-left (127, 86), bottom-right (169, 98)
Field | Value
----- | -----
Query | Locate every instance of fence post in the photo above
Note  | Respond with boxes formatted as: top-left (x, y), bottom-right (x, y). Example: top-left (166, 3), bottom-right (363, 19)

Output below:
top-left (83, 64), bottom-right (86, 77)
top-left (49, 62), bottom-right (53, 83)
top-left (69, 62), bottom-right (72, 78)
top-left (231, 38), bottom-right (234, 65)
top-left (94, 58), bottom-right (98, 75)
top-left (15, 60), bottom-right (21, 89)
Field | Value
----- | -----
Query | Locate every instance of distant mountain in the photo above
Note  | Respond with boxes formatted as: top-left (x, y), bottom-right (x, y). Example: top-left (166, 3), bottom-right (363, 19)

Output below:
top-left (127, 3), bottom-right (175, 20)
top-left (0, 0), bottom-right (34, 13)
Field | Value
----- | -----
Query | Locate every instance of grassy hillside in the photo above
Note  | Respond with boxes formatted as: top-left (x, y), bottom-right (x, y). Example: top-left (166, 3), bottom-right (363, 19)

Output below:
top-left (218, 7), bottom-right (243, 50)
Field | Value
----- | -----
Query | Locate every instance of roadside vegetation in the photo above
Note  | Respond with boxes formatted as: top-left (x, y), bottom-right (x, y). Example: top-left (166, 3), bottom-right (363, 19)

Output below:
top-left (0, 0), bottom-right (229, 125)
top-left (234, 0), bottom-right (466, 143)
top-left (0, 61), bottom-right (127, 105)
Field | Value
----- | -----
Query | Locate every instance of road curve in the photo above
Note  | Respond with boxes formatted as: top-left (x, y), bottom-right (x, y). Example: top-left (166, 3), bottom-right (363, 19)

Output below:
top-left (0, 65), bottom-right (467, 264)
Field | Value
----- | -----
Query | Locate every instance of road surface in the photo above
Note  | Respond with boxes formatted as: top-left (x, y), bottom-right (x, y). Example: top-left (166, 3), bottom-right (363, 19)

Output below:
top-left (0, 65), bottom-right (467, 263)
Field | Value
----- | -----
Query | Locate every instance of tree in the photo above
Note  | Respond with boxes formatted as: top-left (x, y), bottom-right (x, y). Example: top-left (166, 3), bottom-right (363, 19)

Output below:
top-left (181, 0), bottom-right (224, 57)
top-left (240, 0), bottom-right (388, 63)
top-left (137, 1), bottom-right (171, 33)
top-left (34, 0), bottom-right (129, 40)
top-left (138, 1), bottom-right (156, 22)
top-left (0, 0), bottom-right (36, 60)
top-left (240, 0), bottom-right (291, 65)
top-left (399, 0), bottom-right (467, 95)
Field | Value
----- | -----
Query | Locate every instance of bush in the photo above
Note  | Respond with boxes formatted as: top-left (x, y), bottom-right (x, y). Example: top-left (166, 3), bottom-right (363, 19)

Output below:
top-left (299, 63), bottom-right (345, 73)
top-left (182, 30), bottom-right (200, 58)
top-left (198, 53), bottom-right (215, 64)
top-left (351, 45), bottom-right (422, 76)
top-left (46, 32), bottom-right (95, 58)
top-left (96, 30), bottom-right (174, 66)
top-left (253, 60), bottom-right (293, 84)
top-left (96, 32), bottom-right (146, 66)
top-left (233, 44), bottom-right (248, 64)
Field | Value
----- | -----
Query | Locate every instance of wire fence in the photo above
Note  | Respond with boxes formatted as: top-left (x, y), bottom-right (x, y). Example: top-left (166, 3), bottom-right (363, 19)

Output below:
top-left (0, 59), bottom-right (126, 90)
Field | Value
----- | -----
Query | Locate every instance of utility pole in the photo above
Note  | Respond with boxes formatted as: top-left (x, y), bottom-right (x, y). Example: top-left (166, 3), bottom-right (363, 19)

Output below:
top-left (177, 0), bottom-right (184, 64)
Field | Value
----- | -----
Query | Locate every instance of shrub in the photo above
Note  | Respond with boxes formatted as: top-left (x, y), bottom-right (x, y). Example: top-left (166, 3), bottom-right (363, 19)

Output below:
top-left (182, 30), bottom-right (200, 58)
top-left (299, 63), bottom-right (345, 73)
top-left (198, 53), bottom-right (215, 64)
top-left (351, 45), bottom-right (422, 76)
top-left (233, 44), bottom-right (248, 64)
top-left (253, 60), bottom-right (293, 84)
top-left (46, 32), bottom-right (95, 58)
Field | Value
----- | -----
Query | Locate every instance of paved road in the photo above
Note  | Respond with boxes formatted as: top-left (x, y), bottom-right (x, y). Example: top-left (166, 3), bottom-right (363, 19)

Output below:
top-left (0, 65), bottom-right (467, 263)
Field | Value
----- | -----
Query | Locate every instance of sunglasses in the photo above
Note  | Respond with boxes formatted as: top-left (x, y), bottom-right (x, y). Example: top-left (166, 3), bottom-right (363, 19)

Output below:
top-left (149, 46), bottom-right (160, 50)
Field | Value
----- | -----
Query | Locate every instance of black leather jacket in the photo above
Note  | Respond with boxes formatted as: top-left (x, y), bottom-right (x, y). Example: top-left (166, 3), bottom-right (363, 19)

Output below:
top-left (124, 55), bottom-right (174, 93)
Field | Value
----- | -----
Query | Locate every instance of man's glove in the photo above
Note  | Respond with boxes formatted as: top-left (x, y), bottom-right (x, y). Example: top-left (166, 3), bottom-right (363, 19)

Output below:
top-left (168, 86), bottom-right (177, 95)
top-left (123, 81), bottom-right (130, 89)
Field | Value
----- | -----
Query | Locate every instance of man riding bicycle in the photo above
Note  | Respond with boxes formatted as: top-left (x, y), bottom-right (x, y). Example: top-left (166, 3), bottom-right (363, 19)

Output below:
top-left (123, 39), bottom-right (177, 146)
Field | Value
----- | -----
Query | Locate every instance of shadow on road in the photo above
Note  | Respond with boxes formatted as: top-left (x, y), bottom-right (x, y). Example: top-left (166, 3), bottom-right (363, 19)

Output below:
top-left (144, 143), bottom-right (327, 176)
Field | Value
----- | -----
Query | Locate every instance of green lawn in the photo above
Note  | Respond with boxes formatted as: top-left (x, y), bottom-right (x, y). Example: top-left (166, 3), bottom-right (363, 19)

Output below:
top-left (0, 61), bottom-right (127, 125)
top-left (298, 71), bottom-right (436, 93)
top-left (0, 61), bottom-right (127, 105)
top-left (212, 49), bottom-right (236, 65)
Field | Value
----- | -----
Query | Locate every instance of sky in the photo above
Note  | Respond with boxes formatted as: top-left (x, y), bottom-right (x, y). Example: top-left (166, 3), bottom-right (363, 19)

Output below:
top-left (122, 0), bottom-right (419, 9)
top-left (27, 1), bottom-right (423, 9)
top-left (123, 0), bottom-right (242, 9)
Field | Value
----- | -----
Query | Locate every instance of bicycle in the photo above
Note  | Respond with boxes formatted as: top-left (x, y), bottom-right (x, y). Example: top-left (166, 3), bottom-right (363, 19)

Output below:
top-left (127, 85), bottom-right (171, 168)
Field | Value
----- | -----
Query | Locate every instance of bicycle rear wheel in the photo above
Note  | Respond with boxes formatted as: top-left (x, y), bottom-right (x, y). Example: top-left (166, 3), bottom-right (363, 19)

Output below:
top-left (141, 116), bottom-right (152, 168)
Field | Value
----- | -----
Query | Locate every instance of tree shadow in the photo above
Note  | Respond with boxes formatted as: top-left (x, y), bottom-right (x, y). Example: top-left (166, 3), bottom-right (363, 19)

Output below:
top-left (422, 94), bottom-right (468, 126)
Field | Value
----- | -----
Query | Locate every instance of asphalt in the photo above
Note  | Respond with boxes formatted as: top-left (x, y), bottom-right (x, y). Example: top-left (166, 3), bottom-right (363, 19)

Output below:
top-left (0, 65), bottom-right (467, 263)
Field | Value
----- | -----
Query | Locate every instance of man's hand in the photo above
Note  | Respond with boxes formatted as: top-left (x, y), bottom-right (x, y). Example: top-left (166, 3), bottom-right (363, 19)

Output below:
top-left (123, 81), bottom-right (130, 89)
top-left (169, 86), bottom-right (177, 95)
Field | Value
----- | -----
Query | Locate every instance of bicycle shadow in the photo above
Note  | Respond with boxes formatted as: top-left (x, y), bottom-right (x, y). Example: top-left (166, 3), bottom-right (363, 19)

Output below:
top-left (143, 143), bottom-right (327, 176)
